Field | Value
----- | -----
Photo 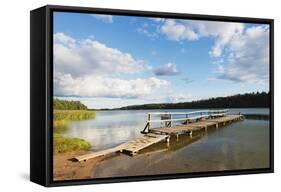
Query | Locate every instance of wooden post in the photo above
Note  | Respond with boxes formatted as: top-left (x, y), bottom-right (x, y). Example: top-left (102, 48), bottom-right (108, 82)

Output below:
top-left (170, 114), bottom-right (172, 127)
top-left (166, 136), bottom-right (170, 144)
top-left (147, 113), bottom-right (151, 131)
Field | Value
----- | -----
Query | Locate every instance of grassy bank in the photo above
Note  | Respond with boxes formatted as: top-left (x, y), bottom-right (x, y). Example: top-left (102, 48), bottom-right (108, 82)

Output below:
top-left (53, 133), bottom-right (91, 153)
top-left (54, 110), bottom-right (96, 121)
top-left (53, 110), bottom-right (95, 153)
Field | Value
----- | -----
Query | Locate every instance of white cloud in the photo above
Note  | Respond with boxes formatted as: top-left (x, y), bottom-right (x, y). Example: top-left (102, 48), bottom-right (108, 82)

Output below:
top-left (160, 19), bottom-right (244, 57)
top-left (160, 20), bottom-right (199, 41)
top-left (91, 14), bottom-right (113, 23)
top-left (54, 33), bottom-right (146, 77)
top-left (155, 19), bottom-right (269, 84)
top-left (150, 18), bottom-right (165, 22)
top-left (153, 63), bottom-right (179, 76)
top-left (137, 27), bottom-right (158, 39)
top-left (155, 19), bottom-right (244, 58)
top-left (54, 32), bottom-right (76, 46)
top-left (199, 21), bottom-right (244, 57)
top-left (167, 93), bottom-right (193, 103)
top-left (216, 25), bottom-right (269, 84)
top-left (54, 73), bottom-right (169, 98)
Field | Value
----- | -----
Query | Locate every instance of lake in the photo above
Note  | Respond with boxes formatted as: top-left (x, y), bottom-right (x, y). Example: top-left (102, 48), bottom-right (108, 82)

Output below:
top-left (59, 108), bottom-right (270, 177)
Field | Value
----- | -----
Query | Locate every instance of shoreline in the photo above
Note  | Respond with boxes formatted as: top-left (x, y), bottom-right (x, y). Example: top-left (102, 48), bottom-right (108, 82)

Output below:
top-left (53, 151), bottom-right (102, 181)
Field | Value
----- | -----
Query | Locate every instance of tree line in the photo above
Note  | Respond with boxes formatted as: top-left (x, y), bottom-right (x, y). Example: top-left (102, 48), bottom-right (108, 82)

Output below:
top-left (53, 99), bottom-right (88, 110)
top-left (117, 92), bottom-right (270, 110)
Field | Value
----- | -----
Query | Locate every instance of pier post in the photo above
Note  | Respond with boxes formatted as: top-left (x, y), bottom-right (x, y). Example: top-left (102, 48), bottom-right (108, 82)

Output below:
top-left (147, 113), bottom-right (151, 131)
top-left (166, 136), bottom-right (170, 147)
top-left (166, 136), bottom-right (170, 143)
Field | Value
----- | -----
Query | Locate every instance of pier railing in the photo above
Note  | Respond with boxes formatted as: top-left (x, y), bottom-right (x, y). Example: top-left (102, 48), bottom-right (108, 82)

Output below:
top-left (141, 109), bottom-right (229, 133)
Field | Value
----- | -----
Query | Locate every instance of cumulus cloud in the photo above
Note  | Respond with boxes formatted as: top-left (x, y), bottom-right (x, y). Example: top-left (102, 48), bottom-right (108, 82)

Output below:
top-left (160, 19), bottom-right (244, 57)
top-left (54, 33), bottom-right (146, 77)
top-left (54, 32), bottom-right (76, 46)
top-left (153, 63), bottom-right (179, 76)
top-left (216, 25), bottom-right (269, 84)
top-left (160, 20), bottom-right (199, 41)
top-left (91, 14), bottom-right (113, 23)
top-left (53, 33), bottom-right (170, 99)
top-left (54, 73), bottom-right (169, 98)
top-left (196, 21), bottom-right (244, 57)
top-left (154, 19), bottom-right (269, 84)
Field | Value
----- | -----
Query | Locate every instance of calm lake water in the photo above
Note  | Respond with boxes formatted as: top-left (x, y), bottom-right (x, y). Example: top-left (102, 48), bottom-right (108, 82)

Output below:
top-left (60, 108), bottom-right (270, 177)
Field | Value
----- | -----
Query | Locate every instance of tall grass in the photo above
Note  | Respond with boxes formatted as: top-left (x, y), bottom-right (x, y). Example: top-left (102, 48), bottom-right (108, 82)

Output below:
top-left (53, 110), bottom-right (96, 121)
top-left (53, 120), bottom-right (68, 133)
top-left (53, 133), bottom-right (91, 153)
top-left (53, 110), bottom-right (95, 153)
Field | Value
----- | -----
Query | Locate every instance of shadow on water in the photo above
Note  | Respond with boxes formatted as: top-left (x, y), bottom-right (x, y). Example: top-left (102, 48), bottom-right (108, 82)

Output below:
top-left (243, 114), bottom-right (269, 121)
top-left (138, 124), bottom-right (224, 156)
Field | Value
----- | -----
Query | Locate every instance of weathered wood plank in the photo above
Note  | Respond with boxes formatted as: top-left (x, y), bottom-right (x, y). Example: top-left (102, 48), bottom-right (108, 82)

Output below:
top-left (74, 145), bottom-right (124, 162)
top-left (74, 134), bottom-right (168, 161)
top-left (123, 134), bottom-right (168, 154)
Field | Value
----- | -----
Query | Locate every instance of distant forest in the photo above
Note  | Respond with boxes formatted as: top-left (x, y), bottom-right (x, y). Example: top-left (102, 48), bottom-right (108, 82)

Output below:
top-left (116, 92), bottom-right (270, 110)
top-left (53, 99), bottom-right (88, 110)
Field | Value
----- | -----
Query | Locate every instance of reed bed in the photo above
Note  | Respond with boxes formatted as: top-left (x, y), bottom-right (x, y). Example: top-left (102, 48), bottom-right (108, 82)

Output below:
top-left (53, 110), bottom-right (96, 121)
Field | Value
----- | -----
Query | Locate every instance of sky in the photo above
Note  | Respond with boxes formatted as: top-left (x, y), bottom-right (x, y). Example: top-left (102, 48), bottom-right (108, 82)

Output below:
top-left (53, 12), bottom-right (270, 109)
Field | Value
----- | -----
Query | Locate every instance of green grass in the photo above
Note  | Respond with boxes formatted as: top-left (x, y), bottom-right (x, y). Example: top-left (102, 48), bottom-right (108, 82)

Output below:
top-left (53, 134), bottom-right (91, 153)
top-left (53, 110), bottom-right (95, 153)
top-left (53, 110), bottom-right (96, 121)
top-left (53, 120), bottom-right (68, 134)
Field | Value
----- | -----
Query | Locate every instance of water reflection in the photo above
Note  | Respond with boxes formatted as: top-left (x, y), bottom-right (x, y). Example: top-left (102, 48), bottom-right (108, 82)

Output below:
top-left (94, 119), bottom-right (270, 178)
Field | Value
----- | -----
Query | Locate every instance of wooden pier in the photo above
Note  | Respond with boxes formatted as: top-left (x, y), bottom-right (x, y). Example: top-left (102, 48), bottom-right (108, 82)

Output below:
top-left (74, 109), bottom-right (244, 162)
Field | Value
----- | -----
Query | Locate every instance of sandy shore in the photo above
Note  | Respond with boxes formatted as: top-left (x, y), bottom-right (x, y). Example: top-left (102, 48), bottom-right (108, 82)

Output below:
top-left (53, 151), bottom-right (102, 181)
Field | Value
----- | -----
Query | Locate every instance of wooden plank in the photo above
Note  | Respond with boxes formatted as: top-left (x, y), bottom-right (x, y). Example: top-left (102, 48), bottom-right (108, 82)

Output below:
top-left (74, 134), bottom-right (168, 161)
top-left (149, 124), bottom-right (204, 135)
top-left (123, 134), bottom-right (168, 154)
top-left (148, 115), bottom-right (209, 123)
top-left (74, 145), bottom-right (124, 162)
top-left (205, 115), bottom-right (241, 123)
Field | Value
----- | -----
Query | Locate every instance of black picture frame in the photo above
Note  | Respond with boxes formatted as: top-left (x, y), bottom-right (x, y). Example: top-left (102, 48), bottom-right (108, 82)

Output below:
top-left (30, 4), bottom-right (274, 187)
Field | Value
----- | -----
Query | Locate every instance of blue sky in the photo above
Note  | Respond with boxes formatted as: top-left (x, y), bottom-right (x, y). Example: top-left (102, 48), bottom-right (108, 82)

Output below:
top-left (53, 12), bottom-right (270, 109)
